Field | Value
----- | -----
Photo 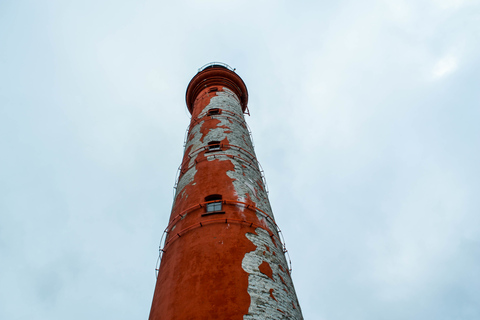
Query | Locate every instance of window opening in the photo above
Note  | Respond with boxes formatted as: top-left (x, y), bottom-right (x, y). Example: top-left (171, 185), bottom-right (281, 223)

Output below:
top-left (208, 87), bottom-right (218, 93)
top-left (204, 194), bottom-right (223, 214)
top-left (207, 141), bottom-right (221, 151)
top-left (207, 108), bottom-right (221, 116)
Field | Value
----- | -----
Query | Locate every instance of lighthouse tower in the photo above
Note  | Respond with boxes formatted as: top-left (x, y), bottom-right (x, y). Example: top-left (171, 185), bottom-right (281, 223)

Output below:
top-left (149, 63), bottom-right (303, 320)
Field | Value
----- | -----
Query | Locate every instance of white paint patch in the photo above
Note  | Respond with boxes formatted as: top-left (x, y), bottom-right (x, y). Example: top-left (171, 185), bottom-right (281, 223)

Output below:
top-left (245, 181), bottom-right (257, 197)
top-left (242, 228), bottom-right (303, 320)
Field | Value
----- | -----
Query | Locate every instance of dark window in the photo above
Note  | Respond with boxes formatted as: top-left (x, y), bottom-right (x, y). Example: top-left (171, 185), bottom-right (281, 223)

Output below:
top-left (206, 202), bottom-right (222, 212)
top-left (205, 194), bottom-right (223, 213)
top-left (207, 108), bottom-right (221, 116)
top-left (208, 141), bottom-right (221, 151)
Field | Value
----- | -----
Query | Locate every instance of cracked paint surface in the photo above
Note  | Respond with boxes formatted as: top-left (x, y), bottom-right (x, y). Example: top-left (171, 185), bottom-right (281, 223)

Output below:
top-left (149, 66), bottom-right (303, 320)
top-left (243, 229), bottom-right (303, 320)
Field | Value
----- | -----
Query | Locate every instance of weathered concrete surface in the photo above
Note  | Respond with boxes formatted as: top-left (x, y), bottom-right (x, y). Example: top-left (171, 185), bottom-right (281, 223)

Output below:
top-left (149, 66), bottom-right (303, 320)
top-left (243, 229), bottom-right (303, 320)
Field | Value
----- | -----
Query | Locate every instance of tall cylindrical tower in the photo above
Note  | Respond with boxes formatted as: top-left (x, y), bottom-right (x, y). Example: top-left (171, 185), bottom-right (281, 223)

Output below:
top-left (149, 63), bottom-right (303, 320)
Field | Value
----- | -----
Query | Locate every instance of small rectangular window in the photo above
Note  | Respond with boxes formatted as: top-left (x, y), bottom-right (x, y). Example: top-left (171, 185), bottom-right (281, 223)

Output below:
top-left (206, 202), bottom-right (222, 212)
top-left (208, 144), bottom-right (221, 151)
top-left (203, 194), bottom-right (224, 215)
top-left (207, 141), bottom-right (221, 151)
top-left (207, 108), bottom-right (221, 116)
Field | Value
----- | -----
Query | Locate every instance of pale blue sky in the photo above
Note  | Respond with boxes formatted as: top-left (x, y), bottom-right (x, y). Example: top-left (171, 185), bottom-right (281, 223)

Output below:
top-left (1, 0), bottom-right (479, 319)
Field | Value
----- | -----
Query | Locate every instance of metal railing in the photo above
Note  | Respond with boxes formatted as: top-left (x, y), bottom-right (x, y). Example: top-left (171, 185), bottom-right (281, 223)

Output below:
top-left (198, 62), bottom-right (235, 73)
top-left (173, 143), bottom-right (269, 196)
top-left (155, 200), bottom-right (292, 278)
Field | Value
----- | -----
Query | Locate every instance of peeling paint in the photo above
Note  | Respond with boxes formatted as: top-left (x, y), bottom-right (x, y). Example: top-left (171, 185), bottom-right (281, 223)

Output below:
top-left (149, 66), bottom-right (302, 320)
top-left (242, 229), bottom-right (303, 320)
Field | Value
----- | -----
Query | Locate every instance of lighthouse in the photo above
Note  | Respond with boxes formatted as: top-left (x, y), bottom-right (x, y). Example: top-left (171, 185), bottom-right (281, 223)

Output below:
top-left (149, 63), bottom-right (303, 319)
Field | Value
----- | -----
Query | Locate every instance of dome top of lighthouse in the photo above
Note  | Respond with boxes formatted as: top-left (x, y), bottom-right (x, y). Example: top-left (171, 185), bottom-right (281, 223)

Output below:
top-left (185, 62), bottom-right (248, 114)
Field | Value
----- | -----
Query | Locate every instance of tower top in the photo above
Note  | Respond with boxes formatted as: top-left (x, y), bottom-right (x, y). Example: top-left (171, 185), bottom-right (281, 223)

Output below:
top-left (185, 62), bottom-right (249, 114)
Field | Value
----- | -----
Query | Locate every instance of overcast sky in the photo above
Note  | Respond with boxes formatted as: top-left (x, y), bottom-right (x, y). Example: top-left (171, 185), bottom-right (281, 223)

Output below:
top-left (1, 0), bottom-right (480, 319)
